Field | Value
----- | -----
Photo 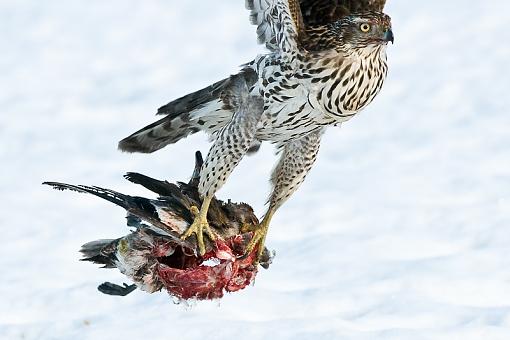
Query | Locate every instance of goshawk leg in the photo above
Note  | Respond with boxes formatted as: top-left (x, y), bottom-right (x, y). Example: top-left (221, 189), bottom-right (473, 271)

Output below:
top-left (244, 128), bottom-right (324, 261)
top-left (181, 93), bottom-right (264, 255)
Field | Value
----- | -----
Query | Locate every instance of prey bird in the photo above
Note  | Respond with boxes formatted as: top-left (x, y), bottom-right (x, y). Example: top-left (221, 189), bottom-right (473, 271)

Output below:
top-left (119, 0), bottom-right (393, 262)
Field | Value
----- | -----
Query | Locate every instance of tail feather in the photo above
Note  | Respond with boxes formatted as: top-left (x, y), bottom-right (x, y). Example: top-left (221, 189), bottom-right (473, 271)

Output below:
top-left (117, 113), bottom-right (204, 154)
top-left (80, 239), bottom-right (119, 268)
top-left (118, 68), bottom-right (258, 154)
top-left (42, 181), bottom-right (160, 220)
top-left (156, 78), bottom-right (229, 116)
top-left (43, 182), bottom-right (132, 210)
top-left (124, 172), bottom-right (183, 198)
top-left (118, 79), bottom-right (229, 154)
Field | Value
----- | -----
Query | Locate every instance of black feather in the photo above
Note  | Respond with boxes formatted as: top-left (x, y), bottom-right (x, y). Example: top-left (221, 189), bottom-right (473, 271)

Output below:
top-left (80, 239), bottom-right (119, 268)
top-left (43, 182), bottom-right (131, 210)
top-left (124, 172), bottom-right (182, 198)
top-left (299, 0), bottom-right (387, 25)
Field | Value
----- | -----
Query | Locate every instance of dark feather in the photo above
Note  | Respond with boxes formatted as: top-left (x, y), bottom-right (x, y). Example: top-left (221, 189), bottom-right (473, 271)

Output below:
top-left (80, 239), bottom-right (119, 268)
top-left (43, 181), bottom-right (161, 220)
top-left (44, 151), bottom-right (261, 250)
top-left (116, 79), bottom-right (222, 153)
top-left (43, 182), bottom-right (133, 211)
top-left (156, 79), bottom-right (228, 117)
top-left (124, 172), bottom-right (183, 198)
top-left (98, 282), bottom-right (137, 296)
top-left (156, 68), bottom-right (257, 117)
top-left (189, 151), bottom-right (204, 187)
top-left (44, 179), bottom-right (194, 246)
top-left (117, 69), bottom-right (258, 154)
top-left (300, 0), bottom-right (387, 25)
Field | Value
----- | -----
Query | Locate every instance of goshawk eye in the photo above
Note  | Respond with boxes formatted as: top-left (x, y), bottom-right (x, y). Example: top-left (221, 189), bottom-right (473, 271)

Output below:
top-left (360, 23), bottom-right (371, 32)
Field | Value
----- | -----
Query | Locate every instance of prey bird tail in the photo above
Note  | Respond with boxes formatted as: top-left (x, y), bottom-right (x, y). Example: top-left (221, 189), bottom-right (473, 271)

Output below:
top-left (80, 239), bottom-right (119, 268)
top-left (43, 180), bottom-right (190, 240)
top-left (43, 182), bottom-right (134, 211)
top-left (42, 181), bottom-right (161, 223)
top-left (80, 240), bottom-right (139, 296)
top-left (124, 172), bottom-right (183, 198)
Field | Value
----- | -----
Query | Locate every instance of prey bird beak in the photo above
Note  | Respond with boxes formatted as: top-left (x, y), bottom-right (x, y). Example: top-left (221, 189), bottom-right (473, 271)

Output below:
top-left (383, 29), bottom-right (394, 44)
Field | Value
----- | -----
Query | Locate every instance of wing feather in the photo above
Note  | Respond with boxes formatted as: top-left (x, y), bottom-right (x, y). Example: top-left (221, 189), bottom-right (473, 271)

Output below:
top-left (245, 0), bottom-right (387, 53)
top-left (245, 0), bottom-right (305, 56)
top-left (299, 0), bottom-right (387, 25)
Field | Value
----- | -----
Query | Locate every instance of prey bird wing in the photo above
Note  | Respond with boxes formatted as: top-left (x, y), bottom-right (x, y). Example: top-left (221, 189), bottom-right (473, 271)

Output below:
top-left (42, 181), bottom-right (193, 243)
top-left (299, 0), bottom-right (387, 25)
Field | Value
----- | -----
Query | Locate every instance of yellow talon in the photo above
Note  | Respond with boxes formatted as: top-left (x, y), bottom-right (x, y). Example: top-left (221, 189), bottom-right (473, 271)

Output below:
top-left (244, 210), bottom-right (274, 264)
top-left (118, 239), bottom-right (129, 256)
top-left (181, 196), bottom-right (216, 256)
top-left (189, 205), bottom-right (200, 217)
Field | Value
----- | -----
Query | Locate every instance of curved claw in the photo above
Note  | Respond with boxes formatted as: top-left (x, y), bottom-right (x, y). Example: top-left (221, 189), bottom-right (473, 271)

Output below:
top-left (241, 222), bottom-right (270, 265)
top-left (181, 205), bottom-right (216, 256)
top-left (240, 209), bottom-right (275, 265)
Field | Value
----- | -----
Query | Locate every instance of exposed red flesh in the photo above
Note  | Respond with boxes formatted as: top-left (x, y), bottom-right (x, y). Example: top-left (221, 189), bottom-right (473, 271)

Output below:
top-left (156, 234), bottom-right (259, 300)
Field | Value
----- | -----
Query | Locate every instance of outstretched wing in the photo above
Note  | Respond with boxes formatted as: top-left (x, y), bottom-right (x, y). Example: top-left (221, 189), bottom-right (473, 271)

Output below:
top-left (246, 0), bottom-right (387, 53)
top-left (245, 0), bottom-right (305, 56)
top-left (299, 0), bottom-right (387, 25)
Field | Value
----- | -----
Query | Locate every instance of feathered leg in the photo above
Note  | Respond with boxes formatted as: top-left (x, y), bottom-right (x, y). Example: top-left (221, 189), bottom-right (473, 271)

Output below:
top-left (181, 92), bottom-right (264, 255)
top-left (244, 128), bottom-right (324, 261)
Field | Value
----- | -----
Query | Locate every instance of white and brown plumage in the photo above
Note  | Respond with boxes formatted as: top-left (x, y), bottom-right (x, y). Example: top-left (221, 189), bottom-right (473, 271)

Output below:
top-left (119, 0), bottom-right (393, 262)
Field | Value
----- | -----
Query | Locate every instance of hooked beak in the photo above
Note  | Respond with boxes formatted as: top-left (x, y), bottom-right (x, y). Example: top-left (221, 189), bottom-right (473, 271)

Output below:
top-left (383, 29), bottom-right (394, 44)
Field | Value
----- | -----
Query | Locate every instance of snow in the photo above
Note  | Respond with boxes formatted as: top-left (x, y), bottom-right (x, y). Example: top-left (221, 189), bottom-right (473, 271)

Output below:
top-left (1, 0), bottom-right (509, 339)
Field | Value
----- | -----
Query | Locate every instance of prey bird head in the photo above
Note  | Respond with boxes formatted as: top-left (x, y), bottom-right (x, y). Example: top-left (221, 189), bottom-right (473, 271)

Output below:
top-left (335, 12), bottom-right (393, 49)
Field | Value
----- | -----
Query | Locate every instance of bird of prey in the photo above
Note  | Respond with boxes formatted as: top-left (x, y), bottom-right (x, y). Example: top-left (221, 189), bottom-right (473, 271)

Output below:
top-left (119, 0), bottom-right (393, 262)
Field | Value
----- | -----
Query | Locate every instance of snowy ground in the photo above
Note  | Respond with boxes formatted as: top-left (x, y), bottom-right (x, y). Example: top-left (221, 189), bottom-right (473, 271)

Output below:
top-left (1, 1), bottom-right (509, 339)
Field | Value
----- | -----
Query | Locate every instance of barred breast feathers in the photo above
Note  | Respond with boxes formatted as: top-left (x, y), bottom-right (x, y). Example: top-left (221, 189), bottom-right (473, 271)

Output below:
top-left (245, 17), bottom-right (389, 141)
top-left (303, 42), bottom-right (388, 121)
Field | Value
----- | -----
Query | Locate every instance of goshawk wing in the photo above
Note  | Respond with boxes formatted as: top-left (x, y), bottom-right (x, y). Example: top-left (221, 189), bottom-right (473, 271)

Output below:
top-left (246, 0), bottom-right (306, 55)
top-left (246, 0), bottom-right (388, 53)
top-left (300, 1), bottom-right (387, 25)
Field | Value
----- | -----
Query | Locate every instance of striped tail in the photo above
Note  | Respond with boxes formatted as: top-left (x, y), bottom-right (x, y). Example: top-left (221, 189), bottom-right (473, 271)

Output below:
top-left (118, 78), bottom-right (228, 153)
top-left (118, 68), bottom-right (258, 154)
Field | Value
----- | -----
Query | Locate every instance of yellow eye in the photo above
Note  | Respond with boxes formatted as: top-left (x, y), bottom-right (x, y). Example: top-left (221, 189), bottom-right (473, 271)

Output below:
top-left (360, 23), bottom-right (371, 32)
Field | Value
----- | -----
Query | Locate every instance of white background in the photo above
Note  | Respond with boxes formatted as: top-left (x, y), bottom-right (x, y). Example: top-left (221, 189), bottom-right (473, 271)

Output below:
top-left (1, 1), bottom-right (509, 339)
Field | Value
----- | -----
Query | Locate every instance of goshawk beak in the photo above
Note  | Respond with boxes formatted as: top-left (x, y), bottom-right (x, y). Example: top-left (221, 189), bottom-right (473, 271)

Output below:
top-left (383, 29), bottom-right (394, 44)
